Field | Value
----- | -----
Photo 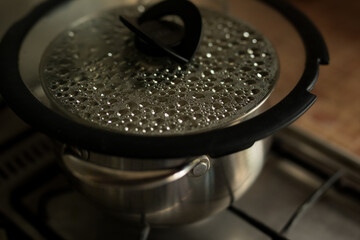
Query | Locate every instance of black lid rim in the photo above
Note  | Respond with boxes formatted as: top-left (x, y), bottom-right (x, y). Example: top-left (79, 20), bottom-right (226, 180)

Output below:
top-left (0, 0), bottom-right (329, 159)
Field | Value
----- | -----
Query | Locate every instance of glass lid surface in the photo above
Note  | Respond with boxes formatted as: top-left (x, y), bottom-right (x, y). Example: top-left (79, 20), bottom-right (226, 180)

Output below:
top-left (40, 5), bottom-right (279, 135)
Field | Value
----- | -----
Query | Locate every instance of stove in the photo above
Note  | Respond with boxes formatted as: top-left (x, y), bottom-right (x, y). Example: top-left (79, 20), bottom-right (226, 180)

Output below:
top-left (0, 106), bottom-right (359, 240)
top-left (1, 0), bottom-right (359, 239)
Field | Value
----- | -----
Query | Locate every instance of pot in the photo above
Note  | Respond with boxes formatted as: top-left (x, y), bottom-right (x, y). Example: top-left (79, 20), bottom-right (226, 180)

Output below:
top-left (0, 0), bottom-right (328, 227)
top-left (46, 0), bottom-right (277, 225)
top-left (62, 137), bottom-right (269, 226)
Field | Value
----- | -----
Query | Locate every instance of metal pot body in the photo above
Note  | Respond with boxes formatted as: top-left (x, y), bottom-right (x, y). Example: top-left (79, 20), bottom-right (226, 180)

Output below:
top-left (61, 138), bottom-right (269, 226)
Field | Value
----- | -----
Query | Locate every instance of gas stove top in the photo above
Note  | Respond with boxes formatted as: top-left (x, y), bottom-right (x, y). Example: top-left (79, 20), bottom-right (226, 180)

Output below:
top-left (0, 106), bottom-right (359, 240)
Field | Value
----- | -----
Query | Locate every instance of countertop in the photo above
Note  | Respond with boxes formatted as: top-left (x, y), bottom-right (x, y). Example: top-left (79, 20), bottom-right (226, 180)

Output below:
top-left (288, 0), bottom-right (360, 157)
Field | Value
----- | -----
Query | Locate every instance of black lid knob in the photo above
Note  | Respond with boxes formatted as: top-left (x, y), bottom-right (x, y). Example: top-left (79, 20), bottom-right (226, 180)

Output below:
top-left (120, 0), bottom-right (202, 63)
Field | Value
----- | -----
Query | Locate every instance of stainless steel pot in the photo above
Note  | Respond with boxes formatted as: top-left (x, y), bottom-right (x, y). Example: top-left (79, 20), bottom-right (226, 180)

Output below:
top-left (0, 0), bottom-right (328, 228)
top-left (14, 0), bottom-right (277, 226)
top-left (62, 138), bottom-right (269, 226)
top-left (38, 1), bottom-right (276, 225)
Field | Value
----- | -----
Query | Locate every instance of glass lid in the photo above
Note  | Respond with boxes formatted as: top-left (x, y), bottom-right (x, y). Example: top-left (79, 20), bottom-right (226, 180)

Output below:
top-left (39, 5), bottom-right (278, 136)
top-left (0, 0), bottom-right (328, 158)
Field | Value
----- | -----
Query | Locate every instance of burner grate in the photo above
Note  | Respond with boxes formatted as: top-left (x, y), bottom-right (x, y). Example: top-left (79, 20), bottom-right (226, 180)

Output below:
top-left (228, 170), bottom-right (344, 240)
top-left (0, 129), bottom-right (59, 240)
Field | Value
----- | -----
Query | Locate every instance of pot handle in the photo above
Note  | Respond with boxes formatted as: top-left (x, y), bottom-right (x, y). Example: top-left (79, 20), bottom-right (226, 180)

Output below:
top-left (62, 151), bottom-right (210, 189)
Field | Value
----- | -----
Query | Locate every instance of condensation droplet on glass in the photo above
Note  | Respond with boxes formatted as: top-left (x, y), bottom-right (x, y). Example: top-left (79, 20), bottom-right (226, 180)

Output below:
top-left (137, 5), bottom-right (145, 12)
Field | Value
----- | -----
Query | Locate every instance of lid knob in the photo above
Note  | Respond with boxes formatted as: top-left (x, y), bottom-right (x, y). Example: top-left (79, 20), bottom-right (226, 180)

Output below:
top-left (119, 0), bottom-right (202, 63)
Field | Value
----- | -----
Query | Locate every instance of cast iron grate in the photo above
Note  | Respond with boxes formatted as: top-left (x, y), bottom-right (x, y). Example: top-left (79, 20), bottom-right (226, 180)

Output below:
top-left (0, 129), bottom-right (59, 240)
top-left (227, 170), bottom-right (344, 240)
